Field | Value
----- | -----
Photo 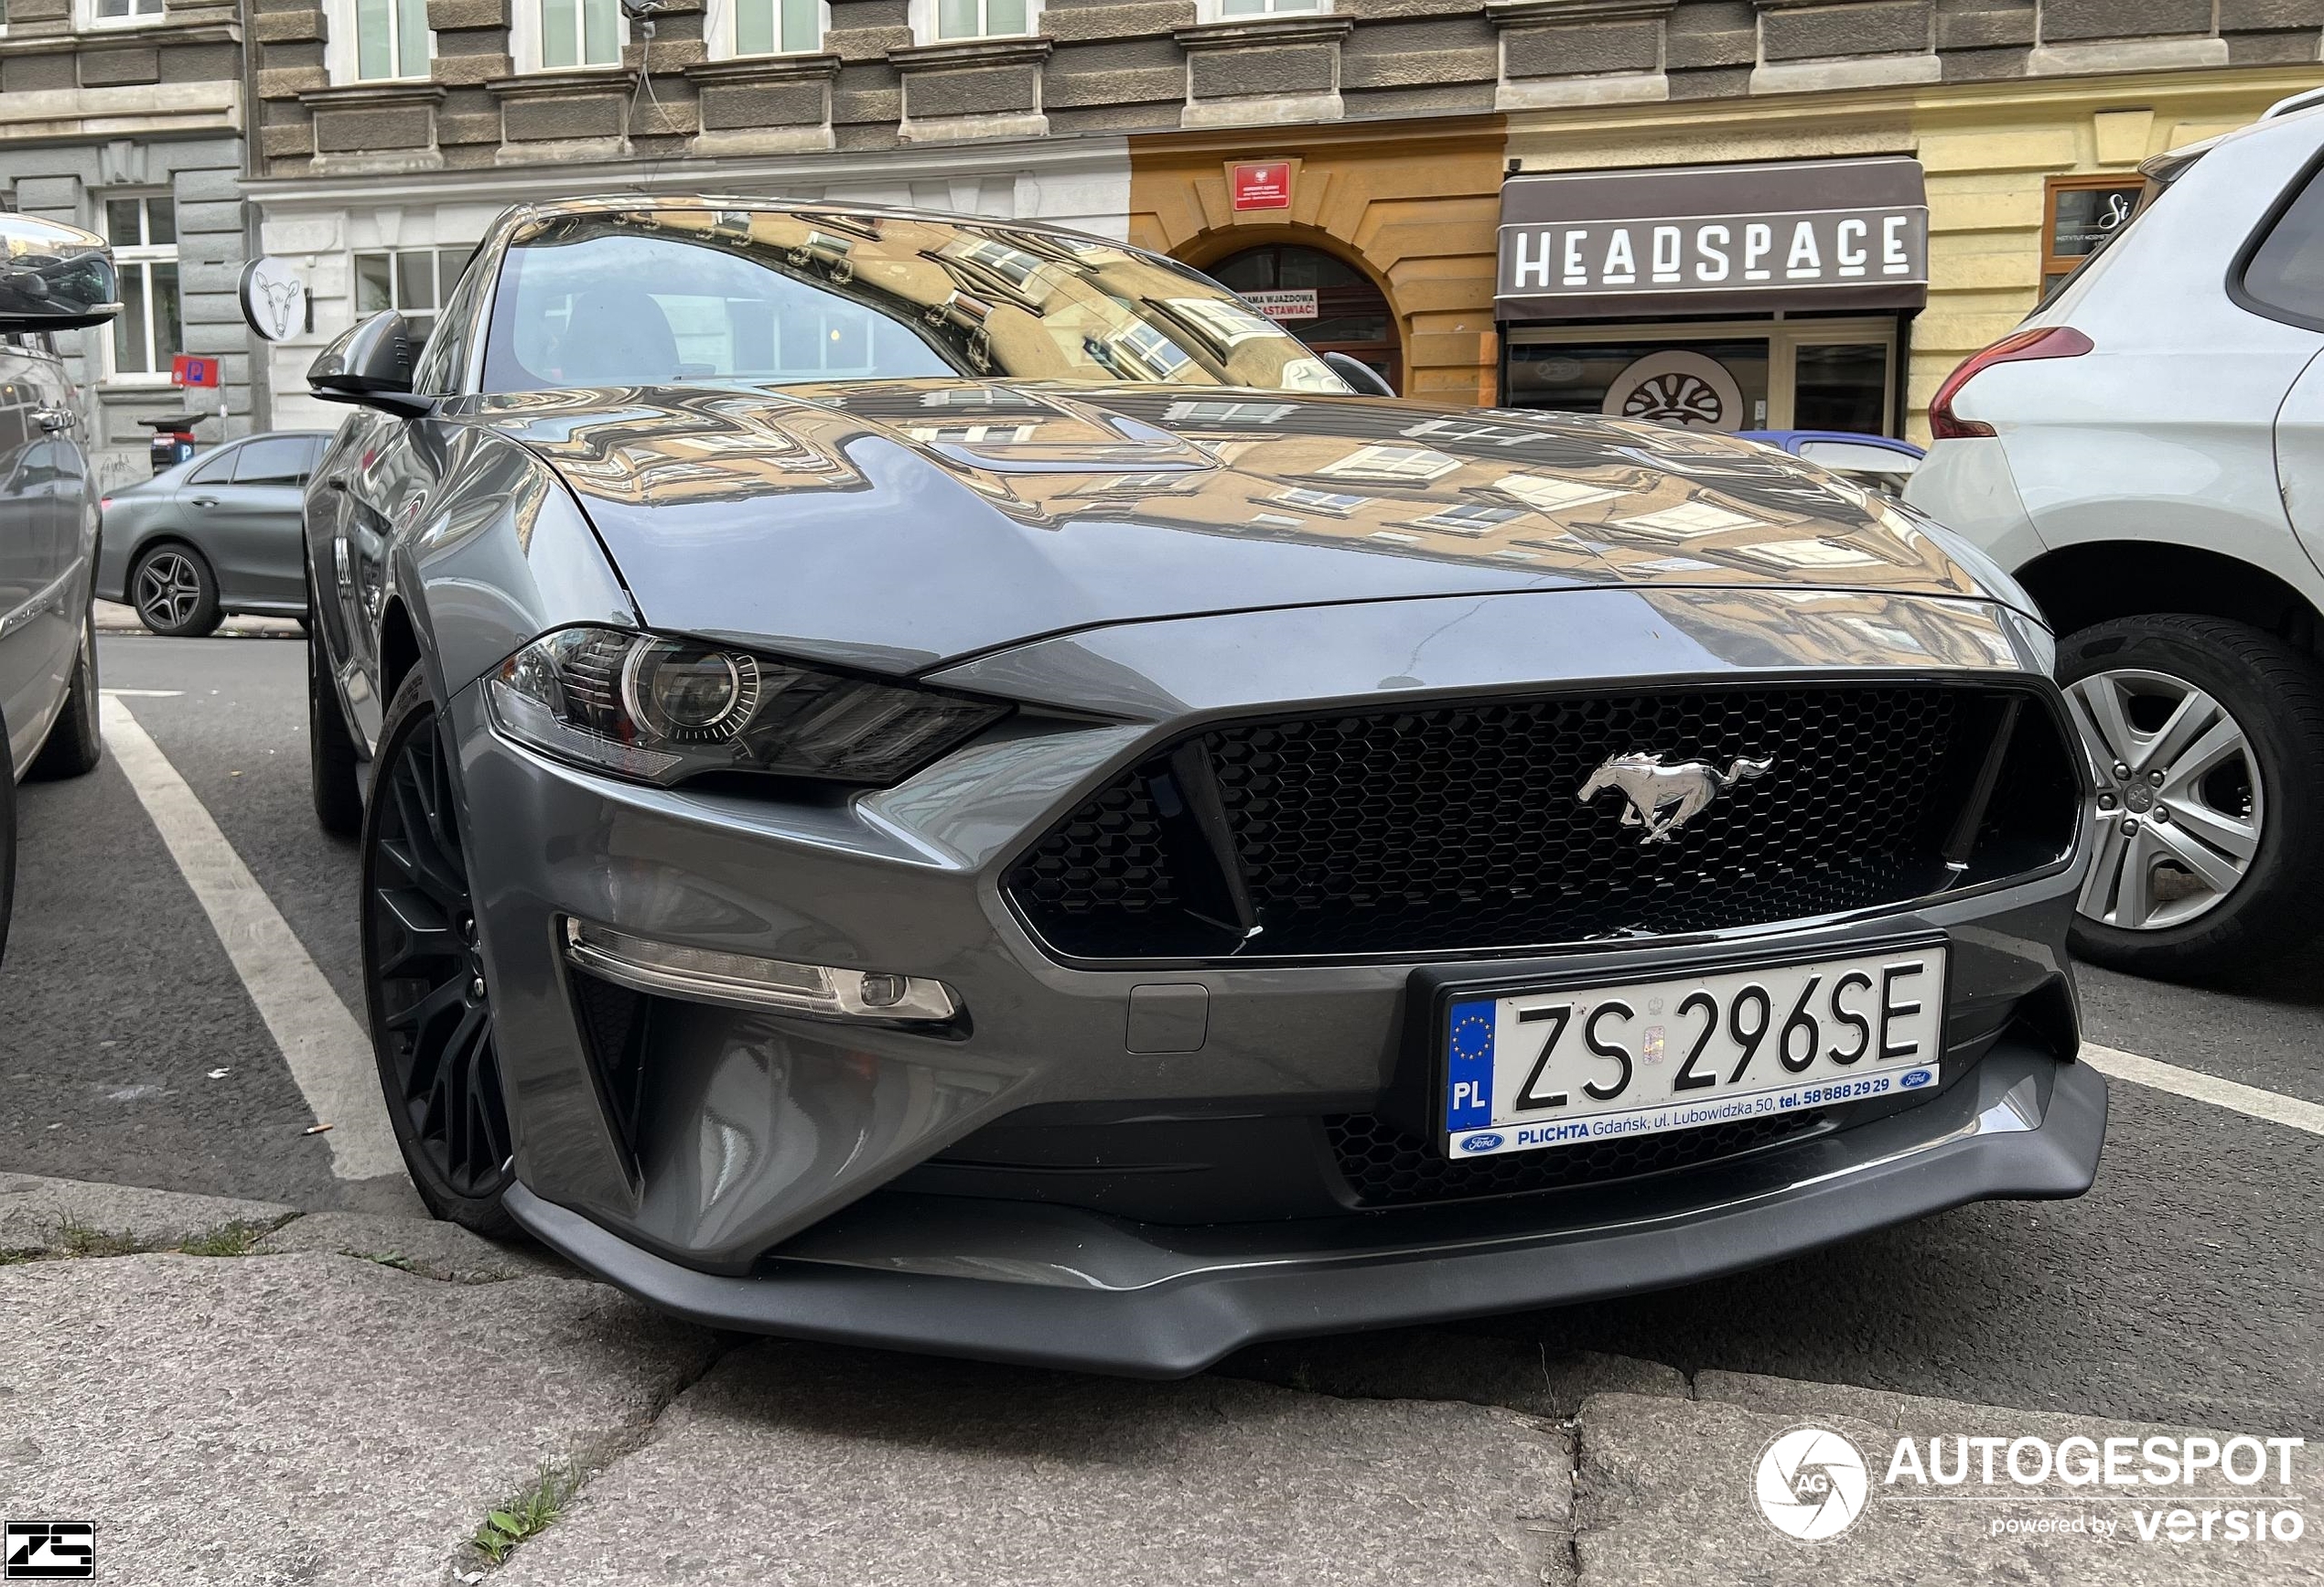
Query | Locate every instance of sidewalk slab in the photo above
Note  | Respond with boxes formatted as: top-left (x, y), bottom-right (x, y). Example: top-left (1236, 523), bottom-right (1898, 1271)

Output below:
top-left (0, 1172), bottom-right (293, 1254)
top-left (0, 1251), bottom-right (717, 1587)
top-left (1576, 1389), bottom-right (2321, 1587)
top-left (1219, 1328), bottom-right (1684, 1418)
top-left (496, 1339), bottom-right (1573, 1587)
top-left (254, 1209), bottom-right (577, 1283)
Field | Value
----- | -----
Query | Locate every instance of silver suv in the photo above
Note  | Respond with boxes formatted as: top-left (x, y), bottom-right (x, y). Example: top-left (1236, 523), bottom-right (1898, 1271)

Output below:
top-left (1906, 100), bottom-right (2324, 981)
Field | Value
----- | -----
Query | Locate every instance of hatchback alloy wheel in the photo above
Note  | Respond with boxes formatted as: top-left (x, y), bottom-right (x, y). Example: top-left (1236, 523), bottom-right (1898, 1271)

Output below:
top-left (361, 679), bottom-right (515, 1222)
top-left (2066, 667), bottom-right (2262, 932)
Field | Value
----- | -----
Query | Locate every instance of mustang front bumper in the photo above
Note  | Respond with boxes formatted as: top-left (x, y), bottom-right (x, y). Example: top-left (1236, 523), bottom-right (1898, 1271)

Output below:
top-left (507, 1044), bottom-right (2101, 1376)
top-left (443, 587), bottom-right (2099, 1377)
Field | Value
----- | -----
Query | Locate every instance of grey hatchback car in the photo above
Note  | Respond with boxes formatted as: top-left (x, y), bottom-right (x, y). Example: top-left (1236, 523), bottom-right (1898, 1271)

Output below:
top-left (306, 196), bottom-right (2103, 1376)
top-left (96, 429), bottom-right (331, 635)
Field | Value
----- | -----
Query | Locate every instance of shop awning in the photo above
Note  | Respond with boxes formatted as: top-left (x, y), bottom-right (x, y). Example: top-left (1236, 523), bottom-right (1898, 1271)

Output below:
top-left (1496, 157), bottom-right (1929, 323)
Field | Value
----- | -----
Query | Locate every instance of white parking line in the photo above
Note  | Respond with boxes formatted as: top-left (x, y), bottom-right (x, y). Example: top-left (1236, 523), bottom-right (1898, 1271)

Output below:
top-left (2081, 1042), bottom-right (2324, 1138)
top-left (98, 694), bottom-right (407, 1183)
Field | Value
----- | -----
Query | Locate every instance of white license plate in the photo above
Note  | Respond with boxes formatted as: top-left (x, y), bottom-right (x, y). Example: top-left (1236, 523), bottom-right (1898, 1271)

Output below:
top-left (1441, 944), bottom-right (1946, 1158)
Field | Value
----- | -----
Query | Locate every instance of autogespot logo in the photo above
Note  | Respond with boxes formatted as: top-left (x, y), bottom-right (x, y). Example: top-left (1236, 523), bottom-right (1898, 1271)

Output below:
top-left (1459, 1133), bottom-right (1504, 1153)
top-left (1757, 1425), bottom-right (1872, 1541)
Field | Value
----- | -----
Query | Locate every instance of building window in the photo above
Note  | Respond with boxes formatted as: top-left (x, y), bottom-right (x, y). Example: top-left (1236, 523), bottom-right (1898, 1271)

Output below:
top-left (103, 196), bottom-right (179, 383)
top-left (2040, 173), bottom-right (2146, 299)
top-left (914, 0), bottom-right (1038, 42)
top-left (354, 247), bottom-right (468, 344)
top-left (538, 0), bottom-right (621, 68)
top-left (349, 0), bottom-right (431, 78)
top-left (725, 0), bottom-right (823, 54)
top-left (1316, 445), bottom-right (1459, 484)
top-left (1207, 0), bottom-right (1322, 16)
top-left (85, 0), bottom-right (166, 27)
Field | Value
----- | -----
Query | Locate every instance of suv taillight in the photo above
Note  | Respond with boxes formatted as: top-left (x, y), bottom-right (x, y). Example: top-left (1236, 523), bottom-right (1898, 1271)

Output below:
top-left (1928, 327), bottom-right (2094, 440)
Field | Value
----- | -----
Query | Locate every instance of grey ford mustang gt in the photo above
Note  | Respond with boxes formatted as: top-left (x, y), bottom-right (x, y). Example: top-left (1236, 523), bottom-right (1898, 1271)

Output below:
top-left (305, 197), bottom-right (2102, 1376)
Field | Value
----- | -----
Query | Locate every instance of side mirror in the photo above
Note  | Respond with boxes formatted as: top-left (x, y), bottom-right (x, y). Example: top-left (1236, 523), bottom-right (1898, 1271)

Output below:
top-left (0, 214), bottom-right (121, 332)
top-left (1321, 350), bottom-right (1395, 398)
top-left (309, 310), bottom-right (436, 418)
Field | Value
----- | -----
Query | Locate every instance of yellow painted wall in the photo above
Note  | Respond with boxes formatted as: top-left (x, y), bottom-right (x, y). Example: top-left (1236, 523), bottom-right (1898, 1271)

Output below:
top-left (1128, 117), bottom-right (1508, 406)
top-left (1504, 67), bottom-right (2319, 441)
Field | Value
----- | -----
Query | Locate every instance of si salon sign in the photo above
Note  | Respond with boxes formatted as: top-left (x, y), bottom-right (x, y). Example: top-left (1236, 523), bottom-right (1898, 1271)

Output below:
top-left (1497, 205), bottom-right (1929, 303)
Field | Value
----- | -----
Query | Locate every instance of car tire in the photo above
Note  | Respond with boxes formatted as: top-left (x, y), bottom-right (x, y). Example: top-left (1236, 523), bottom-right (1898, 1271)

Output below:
top-left (360, 668), bottom-right (521, 1238)
top-left (129, 543), bottom-right (223, 638)
top-left (308, 621), bottom-right (363, 838)
top-left (27, 605), bottom-right (102, 781)
top-left (2058, 614), bottom-right (2324, 980)
top-left (0, 711), bottom-right (15, 969)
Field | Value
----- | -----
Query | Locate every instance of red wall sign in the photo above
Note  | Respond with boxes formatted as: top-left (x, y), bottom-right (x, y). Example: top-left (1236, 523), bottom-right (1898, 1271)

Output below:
top-left (171, 354), bottom-right (221, 388)
top-left (1230, 161), bottom-right (1293, 211)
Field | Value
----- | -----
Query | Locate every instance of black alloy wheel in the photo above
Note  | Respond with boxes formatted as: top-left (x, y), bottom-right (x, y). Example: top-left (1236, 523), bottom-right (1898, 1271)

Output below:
top-left (307, 571), bottom-right (362, 837)
top-left (361, 670), bottom-right (517, 1234)
top-left (0, 711), bottom-right (16, 968)
top-left (28, 604), bottom-right (102, 780)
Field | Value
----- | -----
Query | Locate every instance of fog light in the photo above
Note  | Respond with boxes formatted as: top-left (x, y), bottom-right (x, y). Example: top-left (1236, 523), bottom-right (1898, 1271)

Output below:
top-left (563, 919), bottom-right (960, 1023)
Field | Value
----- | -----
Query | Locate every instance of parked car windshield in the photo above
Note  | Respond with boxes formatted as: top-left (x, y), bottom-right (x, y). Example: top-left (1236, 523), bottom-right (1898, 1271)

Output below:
top-left (479, 205), bottom-right (1351, 396)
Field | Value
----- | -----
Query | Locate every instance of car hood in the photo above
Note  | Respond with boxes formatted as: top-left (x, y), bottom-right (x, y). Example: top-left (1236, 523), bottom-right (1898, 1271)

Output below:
top-left (470, 380), bottom-right (2008, 673)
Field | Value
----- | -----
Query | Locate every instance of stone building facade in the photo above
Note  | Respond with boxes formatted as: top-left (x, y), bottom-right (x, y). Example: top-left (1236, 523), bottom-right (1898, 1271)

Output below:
top-left (212, 0), bottom-right (2324, 437)
top-left (1, 0), bottom-right (261, 487)
top-left (1488, 1), bottom-right (2324, 437)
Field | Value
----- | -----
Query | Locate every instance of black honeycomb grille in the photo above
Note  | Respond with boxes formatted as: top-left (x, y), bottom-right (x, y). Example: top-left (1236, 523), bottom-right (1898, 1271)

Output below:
top-left (1007, 683), bottom-right (2075, 962)
top-left (1325, 1109), bottom-right (1829, 1208)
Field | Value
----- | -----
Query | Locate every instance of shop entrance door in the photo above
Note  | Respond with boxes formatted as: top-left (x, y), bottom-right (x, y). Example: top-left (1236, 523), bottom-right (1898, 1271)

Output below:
top-left (1502, 317), bottom-right (1900, 435)
top-left (1208, 243), bottom-right (1403, 394)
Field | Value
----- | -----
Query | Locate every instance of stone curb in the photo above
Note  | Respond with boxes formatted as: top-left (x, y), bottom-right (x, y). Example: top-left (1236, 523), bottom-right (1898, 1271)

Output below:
top-left (93, 598), bottom-right (305, 638)
top-left (0, 1171), bottom-right (296, 1255)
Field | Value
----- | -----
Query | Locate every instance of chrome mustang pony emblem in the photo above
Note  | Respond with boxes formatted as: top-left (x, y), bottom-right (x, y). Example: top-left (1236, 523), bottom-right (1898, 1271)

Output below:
top-left (1577, 751), bottom-right (1774, 845)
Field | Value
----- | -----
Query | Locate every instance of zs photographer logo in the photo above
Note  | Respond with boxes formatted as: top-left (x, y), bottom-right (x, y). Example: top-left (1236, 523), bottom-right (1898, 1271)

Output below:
top-left (4, 1521), bottom-right (94, 1579)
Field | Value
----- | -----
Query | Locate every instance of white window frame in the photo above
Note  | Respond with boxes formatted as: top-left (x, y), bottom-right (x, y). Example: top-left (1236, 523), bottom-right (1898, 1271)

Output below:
top-left (907, 0), bottom-right (1041, 45)
top-left (511, 0), bottom-right (629, 74)
top-left (322, 0), bottom-right (436, 83)
top-left (80, 0), bottom-right (167, 31)
top-left (704, 0), bottom-right (828, 59)
top-left (100, 193), bottom-right (179, 388)
top-left (1198, 0), bottom-right (1324, 18)
top-left (350, 245), bottom-right (470, 346)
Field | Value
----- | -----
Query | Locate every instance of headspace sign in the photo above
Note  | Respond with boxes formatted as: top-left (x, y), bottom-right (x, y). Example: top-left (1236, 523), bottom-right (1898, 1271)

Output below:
top-left (1497, 205), bottom-right (1929, 303)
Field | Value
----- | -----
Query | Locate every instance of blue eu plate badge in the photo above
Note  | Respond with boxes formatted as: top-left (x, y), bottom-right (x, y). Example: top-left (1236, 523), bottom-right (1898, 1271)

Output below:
top-left (1446, 999), bottom-right (1495, 1133)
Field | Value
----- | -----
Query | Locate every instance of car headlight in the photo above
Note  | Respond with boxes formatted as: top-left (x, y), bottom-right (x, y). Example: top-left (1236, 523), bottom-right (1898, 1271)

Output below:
top-left (485, 626), bottom-right (1008, 788)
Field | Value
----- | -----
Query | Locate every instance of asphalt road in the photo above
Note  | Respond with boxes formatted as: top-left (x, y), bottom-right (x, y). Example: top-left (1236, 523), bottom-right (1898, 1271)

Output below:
top-left (1, 635), bottom-right (2317, 1433)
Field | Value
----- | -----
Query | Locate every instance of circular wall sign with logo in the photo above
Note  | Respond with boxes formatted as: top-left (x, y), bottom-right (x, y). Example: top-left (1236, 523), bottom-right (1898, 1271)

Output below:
top-left (1601, 349), bottom-right (1745, 432)
top-left (1755, 1424), bottom-right (1870, 1541)
top-left (239, 256), bottom-right (308, 344)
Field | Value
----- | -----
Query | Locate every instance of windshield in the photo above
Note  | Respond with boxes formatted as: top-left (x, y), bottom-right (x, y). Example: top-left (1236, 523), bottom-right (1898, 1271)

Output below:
top-left (479, 205), bottom-right (1351, 395)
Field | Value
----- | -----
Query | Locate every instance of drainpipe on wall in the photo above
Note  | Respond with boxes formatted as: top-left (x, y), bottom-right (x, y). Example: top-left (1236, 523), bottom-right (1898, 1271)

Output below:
top-left (240, 0), bottom-right (273, 434)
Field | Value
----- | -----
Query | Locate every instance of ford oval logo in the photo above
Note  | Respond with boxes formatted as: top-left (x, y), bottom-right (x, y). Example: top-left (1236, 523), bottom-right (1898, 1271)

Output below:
top-left (1460, 1132), bottom-right (1504, 1153)
top-left (1900, 1070), bottom-right (1931, 1089)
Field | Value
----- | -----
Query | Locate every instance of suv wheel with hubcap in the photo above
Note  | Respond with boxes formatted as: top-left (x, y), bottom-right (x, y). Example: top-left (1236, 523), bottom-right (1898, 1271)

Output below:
top-left (2057, 614), bottom-right (2324, 979)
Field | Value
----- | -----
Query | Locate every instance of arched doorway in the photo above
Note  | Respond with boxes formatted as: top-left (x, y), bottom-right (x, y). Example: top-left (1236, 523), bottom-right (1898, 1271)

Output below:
top-left (1206, 242), bottom-right (1402, 395)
